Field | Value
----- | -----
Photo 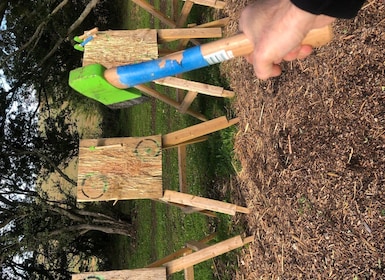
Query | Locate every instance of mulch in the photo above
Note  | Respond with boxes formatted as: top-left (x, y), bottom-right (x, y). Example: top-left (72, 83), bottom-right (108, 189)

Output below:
top-left (219, 0), bottom-right (385, 278)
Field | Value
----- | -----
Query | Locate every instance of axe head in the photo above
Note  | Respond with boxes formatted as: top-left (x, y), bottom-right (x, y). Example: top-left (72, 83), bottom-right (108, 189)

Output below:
top-left (69, 64), bottom-right (144, 107)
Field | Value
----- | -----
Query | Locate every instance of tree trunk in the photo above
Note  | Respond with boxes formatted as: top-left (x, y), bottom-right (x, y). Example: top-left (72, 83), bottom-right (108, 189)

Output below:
top-left (49, 222), bottom-right (133, 237)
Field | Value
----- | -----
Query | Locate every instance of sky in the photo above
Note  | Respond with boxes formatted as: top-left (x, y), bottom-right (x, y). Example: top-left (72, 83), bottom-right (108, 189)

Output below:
top-left (0, 69), bottom-right (10, 91)
top-left (1, 16), bottom-right (10, 91)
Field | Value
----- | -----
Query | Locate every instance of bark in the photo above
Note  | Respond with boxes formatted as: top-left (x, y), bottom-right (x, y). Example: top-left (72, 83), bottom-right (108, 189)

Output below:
top-left (48, 205), bottom-right (85, 223)
top-left (8, 149), bottom-right (77, 186)
top-left (49, 223), bottom-right (132, 237)
top-left (66, 0), bottom-right (101, 37)
top-left (74, 209), bottom-right (116, 221)
top-left (0, 0), bottom-right (70, 68)
top-left (39, 0), bottom-right (101, 65)
top-left (46, 204), bottom-right (132, 236)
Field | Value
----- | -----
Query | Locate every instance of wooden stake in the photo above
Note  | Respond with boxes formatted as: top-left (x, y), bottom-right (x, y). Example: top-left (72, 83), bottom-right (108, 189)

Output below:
top-left (157, 28), bottom-right (222, 43)
top-left (161, 136), bottom-right (208, 150)
top-left (155, 77), bottom-right (234, 98)
top-left (155, 199), bottom-right (217, 217)
top-left (146, 233), bottom-right (217, 268)
top-left (178, 145), bottom-right (188, 192)
top-left (190, 0), bottom-right (226, 9)
top-left (193, 17), bottom-right (229, 28)
top-left (131, 0), bottom-right (176, 28)
top-left (164, 236), bottom-right (244, 274)
top-left (185, 240), bottom-right (210, 251)
top-left (160, 190), bottom-right (249, 215)
top-left (72, 267), bottom-right (167, 280)
top-left (179, 91), bottom-right (198, 113)
top-left (177, 18), bottom-right (229, 49)
top-left (184, 266), bottom-right (195, 280)
top-left (176, 0), bottom-right (194, 27)
top-left (162, 116), bottom-right (239, 148)
top-left (242, 235), bottom-right (255, 245)
top-left (134, 84), bottom-right (207, 121)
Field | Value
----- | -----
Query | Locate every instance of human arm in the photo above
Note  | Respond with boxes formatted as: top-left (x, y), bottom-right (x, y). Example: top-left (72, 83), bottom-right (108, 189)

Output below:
top-left (239, 0), bottom-right (365, 79)
top-left (291, 0), bottom-right (366, 19)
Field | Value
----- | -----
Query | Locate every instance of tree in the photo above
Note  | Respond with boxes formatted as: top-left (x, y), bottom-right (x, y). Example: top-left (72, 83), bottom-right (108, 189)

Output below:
top-left (0, 102), bottom-right (134, 279)
top-left (1, 0), bottom-right (133, 278)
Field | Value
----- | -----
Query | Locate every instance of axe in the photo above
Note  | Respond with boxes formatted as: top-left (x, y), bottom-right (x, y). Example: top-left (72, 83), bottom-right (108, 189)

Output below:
top-left (69, 26), bottom-right (332, 104)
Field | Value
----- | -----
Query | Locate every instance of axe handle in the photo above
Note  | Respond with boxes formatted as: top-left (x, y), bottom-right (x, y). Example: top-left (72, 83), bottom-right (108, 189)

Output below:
top-left (105, 25), bottom-right (332, 89)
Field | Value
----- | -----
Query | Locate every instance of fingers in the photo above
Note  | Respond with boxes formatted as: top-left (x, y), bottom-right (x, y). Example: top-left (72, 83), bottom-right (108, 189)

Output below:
top-left (248, 45), bottom-right (314, 80)
top-left (283, 45), bottom-right (313, 61)
top-left (251, 52), bottom-right (282, 80)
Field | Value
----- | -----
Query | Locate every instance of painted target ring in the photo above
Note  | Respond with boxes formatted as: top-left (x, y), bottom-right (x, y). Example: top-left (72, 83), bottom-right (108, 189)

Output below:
top-left (80, 173), bottom-right (109, 199)
top-left (134, 138), bottom-right (161, 159)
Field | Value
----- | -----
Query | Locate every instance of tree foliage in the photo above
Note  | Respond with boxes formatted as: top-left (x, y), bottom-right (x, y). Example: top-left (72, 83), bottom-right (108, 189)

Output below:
top-left (1, 0), bottom-right (131, 278)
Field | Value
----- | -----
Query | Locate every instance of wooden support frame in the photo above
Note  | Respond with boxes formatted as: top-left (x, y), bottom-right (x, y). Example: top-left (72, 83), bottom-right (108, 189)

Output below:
top-left (72, 234), bottom-right (254, 280)
top-left (76, 116), bottom-right (249, 215)
top-left (131, 0), bottom-right (177, 28)
top-left (146, 233), bottom-right (253, 280)
top-left (80, 24), bottom-right (231, 122)
top-left (131, 0), bottom-right (226, 29)
top-left (146, 233), bottom-right (218, 268)
top-left (134, 84), bottom-right (207, 121)
top-left (157, 27), bottom-right (222, 43)
top-left (190, 0), bottom-right (226, 9)
top-left (79, 0), bottom-right (231, 121)
top-left (155, 76), bottom-right (234, 98)
top-left (177, 0), bottom-right (195, 28)
top-left (72, 267), bottom-right (167, 280)
top-left (158, 235), bottom-right (253, 276)
top-left (160, 190), bottom-right (250, 216)
top-left (162, 116), bottom-right (239, 148)
top-left (165, 236), bottom-right (243, 274)
top-left (179, 91), bottom-right (198, 113)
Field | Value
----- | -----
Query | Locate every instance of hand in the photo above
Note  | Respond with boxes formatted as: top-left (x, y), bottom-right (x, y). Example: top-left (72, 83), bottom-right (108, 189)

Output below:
top-left (239, 0), bottom-right (335, 79)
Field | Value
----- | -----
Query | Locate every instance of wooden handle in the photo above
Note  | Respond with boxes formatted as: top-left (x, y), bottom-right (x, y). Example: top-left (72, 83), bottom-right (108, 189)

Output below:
top-left (78, 27), bottom-right (99, 40)
top-left (104, 25), bottom-right (332, 88)
top-left (200, 25), bottom-right (333, 58)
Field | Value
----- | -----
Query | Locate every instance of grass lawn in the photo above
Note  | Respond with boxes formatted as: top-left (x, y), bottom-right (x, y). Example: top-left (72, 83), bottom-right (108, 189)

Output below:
top-left (102, 1), bottom-right (243, 279)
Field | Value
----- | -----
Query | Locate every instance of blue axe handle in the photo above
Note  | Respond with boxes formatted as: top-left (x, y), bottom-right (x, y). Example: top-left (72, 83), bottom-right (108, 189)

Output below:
top-left (104, 26), bottom-right (332, 89)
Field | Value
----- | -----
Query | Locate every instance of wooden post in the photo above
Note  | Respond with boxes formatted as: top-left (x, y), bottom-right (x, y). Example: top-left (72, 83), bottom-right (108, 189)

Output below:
top-left (185, 240), bottom-right (210, 251)
top-left (162, 136), bottom-right (208, 150)
top-left (190, 0), bottom-right (226, 9)
top-left (184, 265), bottom-right (195, 280)
top-left (155, 199), bottom-right (217, 217)
top-left (178, 145), bottom-right (188, 192)
top-left (162, 116), bottom-right (239, 148)
top-left (192, 17), bottom-right (229, 28)
top-left (131, 0), bottom-right (177, 28)
top-left (146, 233), bottom-right (217, 268)
top-left (155, 77), bottom-right (234, 98)
top-left (179, 91), bottom-right (198, 113)
top-left (164, 236), bottom-right (244, 274)
top-left (160, 190), bottom-right (250, 215)
top-left (134, 84), bottom-right (207, 121)
top-left (71, 267), bottom-right (167, 280)
top-left (82, 29), bottom-right (158, 68)
top-left (77, 136), bottom-right (163, 202)
top-left (177, 18), bottom-right (229, 49)
top-left (157, 28), bottom-right (222, 43)
top-left (176, 0), bottom-right (194, 27)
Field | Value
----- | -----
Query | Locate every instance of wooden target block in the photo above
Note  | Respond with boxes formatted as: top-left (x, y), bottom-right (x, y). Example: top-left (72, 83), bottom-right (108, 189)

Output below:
top-left (82, 29), bottom-right (158, 68)
top-left (77, 136), bottom-right (163, 202)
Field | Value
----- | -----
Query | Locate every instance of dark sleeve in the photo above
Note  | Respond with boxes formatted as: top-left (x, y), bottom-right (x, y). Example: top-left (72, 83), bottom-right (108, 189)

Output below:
top-left (290, 0), bottom-right (366, 18)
